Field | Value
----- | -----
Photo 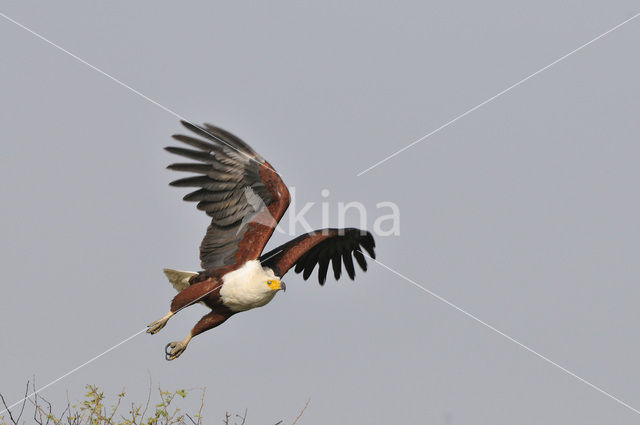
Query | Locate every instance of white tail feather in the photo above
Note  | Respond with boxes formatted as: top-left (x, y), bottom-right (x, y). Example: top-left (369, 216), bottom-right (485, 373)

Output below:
top-left (163, 269), bottom-right (198, 292)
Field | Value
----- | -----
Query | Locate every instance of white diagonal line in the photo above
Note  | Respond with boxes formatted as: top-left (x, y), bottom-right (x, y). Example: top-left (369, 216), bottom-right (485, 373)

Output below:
top-left (0, 328), bottom-right (147, 416)
top-left (3, 4), bottom-right (637, 418)
top-left (2, 241), bottom-right (283, 415)
top-left (260, 249), bottom-right (284, 264)
top-left (0, 11), bottom-right (280, 175)
top-left (0, 10), bottom-right (294, 413)
top-left (0, 281), bottom-right (225, 416)
top-left (356, 11), bottom-right (640, 176)
top-left (359, 251), bottom-right (640, 416)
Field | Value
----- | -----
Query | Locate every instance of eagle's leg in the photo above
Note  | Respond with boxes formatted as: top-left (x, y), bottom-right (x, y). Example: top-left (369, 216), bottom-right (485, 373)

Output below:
top-left (147, 311), bottom-right (173, 334)
top-left (164, 311), bottom-right (229, 361)
top-left (147, 279), bottom-right (218, 335)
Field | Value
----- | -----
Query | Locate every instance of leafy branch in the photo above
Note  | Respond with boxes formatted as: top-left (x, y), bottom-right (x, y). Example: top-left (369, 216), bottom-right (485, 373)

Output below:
top-left (0, 381), bottom-right (308, 425)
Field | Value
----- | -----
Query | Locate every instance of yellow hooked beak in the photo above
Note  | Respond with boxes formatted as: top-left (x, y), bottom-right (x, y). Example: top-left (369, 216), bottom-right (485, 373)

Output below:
top-left (267, 280), bottom-right (286, 292)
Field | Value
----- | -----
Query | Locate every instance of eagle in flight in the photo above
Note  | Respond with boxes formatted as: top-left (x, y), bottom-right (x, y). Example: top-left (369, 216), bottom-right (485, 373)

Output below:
top-left (147, 121), bottom-right (376, 360)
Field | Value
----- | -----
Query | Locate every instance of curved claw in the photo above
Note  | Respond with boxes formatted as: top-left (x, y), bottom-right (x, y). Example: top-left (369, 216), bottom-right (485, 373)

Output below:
top-left (165, 338), bottom-right (190, 361)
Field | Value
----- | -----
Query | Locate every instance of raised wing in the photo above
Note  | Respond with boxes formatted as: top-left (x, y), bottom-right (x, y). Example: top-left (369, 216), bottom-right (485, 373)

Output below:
top-left (166, 121), bottom-right (290, 273)
top-left (259, 228), bottom-right (376, 285)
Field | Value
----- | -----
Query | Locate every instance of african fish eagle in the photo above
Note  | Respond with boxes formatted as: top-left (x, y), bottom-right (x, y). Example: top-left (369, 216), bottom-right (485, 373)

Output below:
top-left (147, 121), bottom-right (376, 360)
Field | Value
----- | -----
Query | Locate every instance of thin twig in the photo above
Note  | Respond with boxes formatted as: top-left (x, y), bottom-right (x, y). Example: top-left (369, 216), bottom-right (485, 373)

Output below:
top-left (236, 408), bottom-right (247, 425)
top-left (0, 393), bottom-right (18, 425)
top-left (15, 382), bottom-right (29, 424)
top-left (290, 399), bottom-right (310, 425)
top-left (140, 375), bottom-right (152, 424)
top-left (196, 388), bottom-right (206, 425)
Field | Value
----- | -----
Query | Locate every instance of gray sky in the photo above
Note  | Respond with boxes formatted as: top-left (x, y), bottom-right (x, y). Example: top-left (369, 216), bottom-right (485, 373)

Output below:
top-left (2, 1), bottom-right (640, 424)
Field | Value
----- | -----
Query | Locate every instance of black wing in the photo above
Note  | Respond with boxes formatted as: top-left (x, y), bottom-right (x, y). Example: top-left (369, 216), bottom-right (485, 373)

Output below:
top-left (260, 228), bottom-right (376, 285)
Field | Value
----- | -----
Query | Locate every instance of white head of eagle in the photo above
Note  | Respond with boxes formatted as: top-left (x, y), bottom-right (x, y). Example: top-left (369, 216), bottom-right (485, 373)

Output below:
top-left (219, 260), bottom-right (285, 312)
top-left (147, 120), bottom-right (376, 361)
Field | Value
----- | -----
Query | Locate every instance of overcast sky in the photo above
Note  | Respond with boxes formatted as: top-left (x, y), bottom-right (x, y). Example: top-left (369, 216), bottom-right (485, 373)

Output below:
top-left (2, 1), bottom-right (640, 424)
